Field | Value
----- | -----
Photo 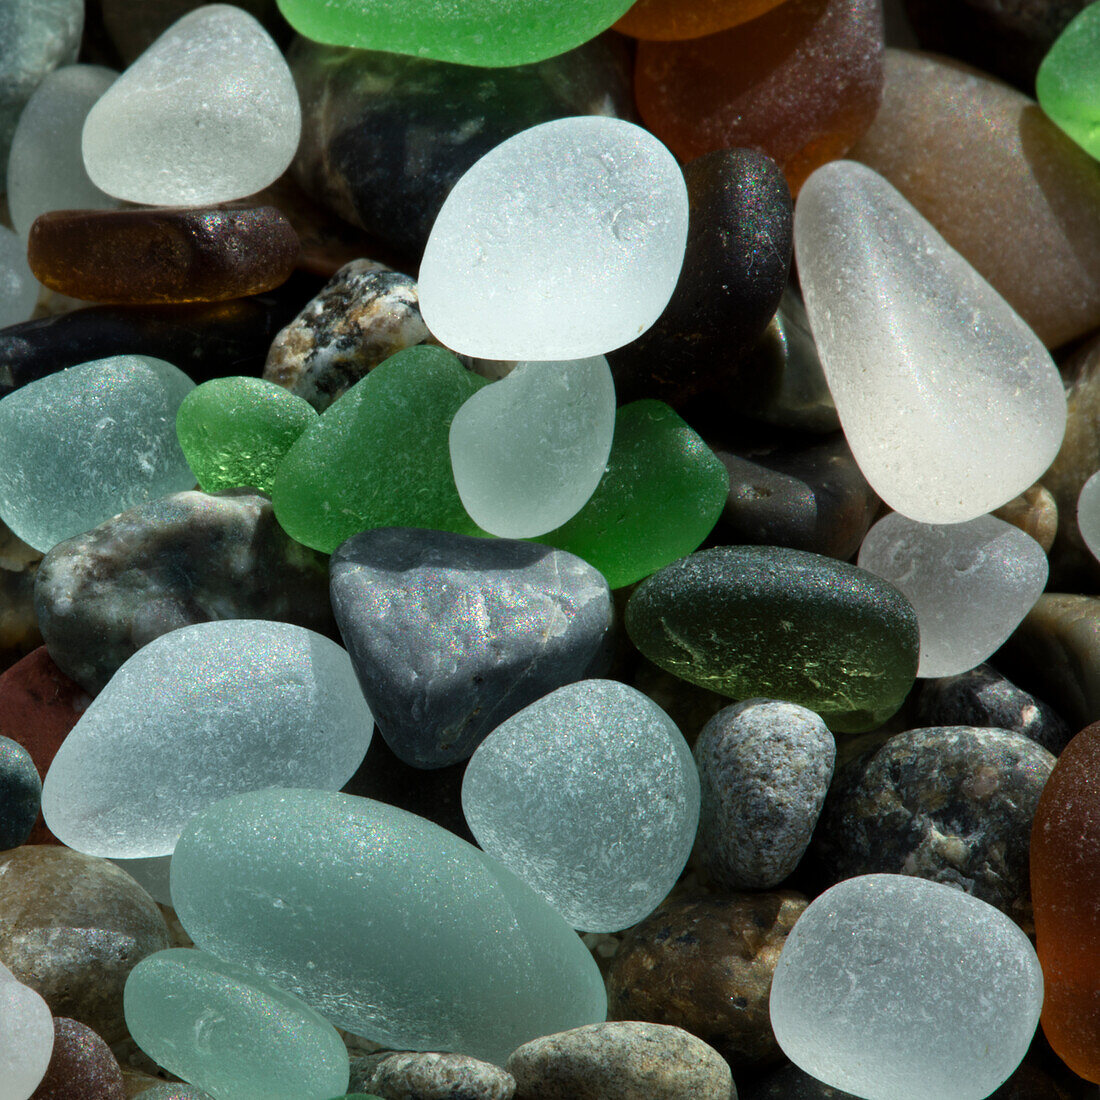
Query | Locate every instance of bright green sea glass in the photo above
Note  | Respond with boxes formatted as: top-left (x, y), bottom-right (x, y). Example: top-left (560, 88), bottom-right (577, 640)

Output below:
top-left (539, 400), bottom-right (729, 589)
top-left (176, 376), bottom-right (317, 494)
top-left (1037, 1), bottom-right (1100, 161)
top-left (271, 346), bottom-right (486, 554)
top-left (275, 0), bottom-right (635, 67)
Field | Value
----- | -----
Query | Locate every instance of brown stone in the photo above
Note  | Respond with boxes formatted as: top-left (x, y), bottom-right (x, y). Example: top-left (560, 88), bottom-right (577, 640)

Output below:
top-left (606, 891), bottom-right (807, 1070)
top-left (31, 1017), bottom-right (125, 1100)
top-left (993, 484), bottom-right (1058, 555)
top-left (0, 519), bottom-right (43, 671)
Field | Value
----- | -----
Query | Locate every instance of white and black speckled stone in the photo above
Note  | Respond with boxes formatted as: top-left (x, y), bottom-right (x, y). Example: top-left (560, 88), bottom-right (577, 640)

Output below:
top-left (330, 527), bottom-right (614, 769)
top-left (349, 1050), bottom-right (516, 1100)
top-left (694, 699), bottom-right (835, 890)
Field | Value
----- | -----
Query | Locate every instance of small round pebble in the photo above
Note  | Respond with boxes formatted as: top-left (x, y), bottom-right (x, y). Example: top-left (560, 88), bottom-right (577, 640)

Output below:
top-left (694, 699), bottom-right (835, 890)
top-left (0, 733), bottom-right (41, 850)
top-left (30, 1017), bottom-right (124, 1100)
top-left (350, 1050), bottom-right (515, 1100)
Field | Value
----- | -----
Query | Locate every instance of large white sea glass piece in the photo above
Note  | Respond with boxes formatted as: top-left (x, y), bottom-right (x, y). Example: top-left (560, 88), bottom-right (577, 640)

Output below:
top-left (82, 4), bottom-right (301, 206)
top-left (0, 226), bottom-right (37, 327)
top-left (449, 358), bottom-right (616, 538)
top-left (1078, 470), bottom-right (1100, 563)
top-left (795, 160), bottom-right (1066, 524)
top-left (770, 874), bottom-right (1043, 1100)
top-left (418, 116), bottom-right (689, 360)
top-left (0, 976), bottom-right (54, 1100)
top-left (857, 512), bottom-right (1048, 678)
top-left (42, 620), bottom-right (373, 858)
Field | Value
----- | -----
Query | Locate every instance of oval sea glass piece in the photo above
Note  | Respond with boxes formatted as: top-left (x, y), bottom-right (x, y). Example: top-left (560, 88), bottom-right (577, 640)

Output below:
top-left (0, 976), bottom-right (54, 1100)
top-left (1079, 470), bottom-right (1100, 563)
top-left (1037, 2), bottom-right (1100, 161)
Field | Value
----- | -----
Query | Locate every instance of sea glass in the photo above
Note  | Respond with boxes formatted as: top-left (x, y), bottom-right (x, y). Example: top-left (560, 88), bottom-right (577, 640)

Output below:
top-left (615, 0), bottom-right (788, 40)
top-left (1037, 2), bottom-right (1100, 160)
top-left (0, 227), bottom-right (37, 329)
top-left (0, 976), bottom-right (53, 1100)
top-left (1079, 471), bottom-right (1100, 562)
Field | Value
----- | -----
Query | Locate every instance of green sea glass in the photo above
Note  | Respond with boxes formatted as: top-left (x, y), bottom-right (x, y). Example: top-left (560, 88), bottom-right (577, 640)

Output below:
top-left (125, 948), bottom-right (349, 1100)
top-left (1037, 1), bottom-right (1100, 161)
top-left (539, 400), bottom-right (729, 588)
top-left (176, 376), bottom-right (317, 494)
top-left (275, 0), bottom-right (635, 67)
top-left (271, 346), bottom-right (486, 554)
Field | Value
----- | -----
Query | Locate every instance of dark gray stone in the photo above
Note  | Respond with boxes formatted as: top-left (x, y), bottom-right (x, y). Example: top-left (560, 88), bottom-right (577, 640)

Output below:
top-left (694, 699), bottom-right (834, 890)
top-left (34, 489), bottom-right (336, 694)
top-left (0, 733), bottom-right (39, 850)
top-left (330, 527), bottom-right (613, 769)
top-left (350, 1050), bottom-right (516, 1100)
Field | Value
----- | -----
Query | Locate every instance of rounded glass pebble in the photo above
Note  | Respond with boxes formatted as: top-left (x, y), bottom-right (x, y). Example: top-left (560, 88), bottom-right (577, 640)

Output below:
top-left (1036, 2), bottom-right (1100, 161)
top-left (0, 225), bottom-right (38, 328)
top-left (41, 620), bottom-right (373, 859)
top-left (858, 512), bottom-right (1049, 678)
top-left (419, 116), bottom-right (689, 361)
top-left (449, 358), bottom-right (617, 538)
top-left (125, 949), bottom-right (350, 1100)
top-left (462, 679), bottom-right (700, 933)
top-left (0, 355), bottom-right (196, 553)
top-left (1078, 469), bottom-right (1100, 563)
top-left (0, 977), bottom-right (53, 1100)
top-left (769, 874), bottom-right (1043, 1100)
top-left (82, 4), bottom-right (301, 206)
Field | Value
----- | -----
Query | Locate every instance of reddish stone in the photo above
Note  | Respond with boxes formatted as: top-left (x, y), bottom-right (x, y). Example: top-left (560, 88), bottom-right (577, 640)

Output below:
top-left (30, 1018), bottom-right (125, 1100)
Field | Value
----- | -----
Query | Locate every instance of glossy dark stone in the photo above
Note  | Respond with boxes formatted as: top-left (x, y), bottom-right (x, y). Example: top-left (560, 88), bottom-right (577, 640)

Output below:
top-left (607, 148), bottom-right (792, 405)
top-left (0, 733), bottom-right (40, 849)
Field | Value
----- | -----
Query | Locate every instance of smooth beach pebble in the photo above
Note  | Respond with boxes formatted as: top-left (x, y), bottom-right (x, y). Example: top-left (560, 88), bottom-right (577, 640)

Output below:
top-left (0, 734), bottom-right (41, 851)
top-left (418, 116), bottom-right (689, 361)
top-left (0, 977), bottom-right (53, 1100)
top-left (349, 1051), bottom-right (515, 1100)
top-left (29, 1017), bottom-right (123, 1100)
top-left (615, 0), bottom-right (788, 40)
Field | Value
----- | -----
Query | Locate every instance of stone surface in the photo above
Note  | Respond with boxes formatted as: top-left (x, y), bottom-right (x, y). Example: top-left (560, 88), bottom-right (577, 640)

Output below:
top-left (850, 48), bottom-right (1100, 348)
top-left (35, 488), bottom-right (336, 694)
top-left (813, 726), bottom-right (1056, 928)
top-left (330, 527), bottom-right (613, 769)
top-left (30, 1017), bottom-right (124, 1100)
top-left (1079, 470), bottom-right (1100, 565)
top-left (1037, 3), bottom-right (1100, 160)
top-left (171, 788), bottom-right (607, 1065)
top-left (418, 117), bottom-right (688, 361)
top-left (0, 522), bottom-right (42, 673)
top-left (994, 485), bottom-right (1059, 555)
top-left (694, 699), bottom-right (834, 890)
top-left (0, 846), bottom-right (170, 1043)
top-left (769, 874), bottom-right (1043, 1100)
top-left (0, 225), bottom-right (37, 328)
top-left (0, 734), bottom-right (40, 850)
top-left (607, 891), bottom-right (805, 1070)
top-left (625, 546), bottom-right (919, 733)
top-left (82, 5), bottom-right (300, 207)
top-left (349, 1051), bottom-right (515, 1100)
top-left (0, 974), bottom-right (53, 1100)
top-left (506, 1022), bottom-right (733, 1100)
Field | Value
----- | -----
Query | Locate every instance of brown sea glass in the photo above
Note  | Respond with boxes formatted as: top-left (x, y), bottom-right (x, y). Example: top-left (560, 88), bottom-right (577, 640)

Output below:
top-left (850, 49), bottom-right (1100, 349)
top-left (27, 206), bottom-right (300, 305)
top-left (1031, 720), bottom-right (1100, 1082)
top-left (635, 0), bottom-right (884, 193)
top-left (615, 0), bottom-right (789, 41)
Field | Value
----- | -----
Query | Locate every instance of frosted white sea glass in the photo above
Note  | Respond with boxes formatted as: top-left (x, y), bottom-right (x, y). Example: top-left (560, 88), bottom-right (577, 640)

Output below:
top-left (0, 226), bottom-right (37, 327)
top-left (419, 116), bottom-right (689, 360)
top-left (770, 874), bottom-right (1043, 1100)
top-left (858, 512), bottom-right (1048, 678)
top-left (449, 358), bottom-right (616, 538)
top-left (1078, 470), bottom-right (1100, 564)
top-left (42, 620), bottom-right (373, 858)
top-left (795, 160), bottom-right (1066, 524)
top-left (0, 978), bottom-right (54, 1100)
top-left (82, 5), bottom-right (301, 206)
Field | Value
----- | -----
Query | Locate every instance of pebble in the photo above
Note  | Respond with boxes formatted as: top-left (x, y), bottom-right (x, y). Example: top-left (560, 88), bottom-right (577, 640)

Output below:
top-left (124, 949), bottom-right (350, 1100)
top-left (329, 527), bottom-right (613, 769)
top-left (0, 355), bottom-right (196, 555)
top-left (30, 1017), bottom-right (124, 1100)
top-left (615, 0), bottom-right (786, 39)
top-left (349, 1051), bottom-right (515, 1100)
top-left (170, 788), bottom-right (607, 1065)
top-left (6, 65), bottom-right (117, 238)
top-left (694, 700), bottom-right (835, 890)
top-left (264, 261), bottom-right (442, 412)
top-left (462, 680), bottom-right (699, 932)
top-left (131, 1086), bottom-right (215, 1100)
top-left (0, 523), bottom-right (42, 672)
top-left (0, 226), bottom-right (38, 328)
top-left (607, 891), bottom-right (806, 1070)
top-left (858, 513), bottom-right (1049, 678)
top-left (769, 874), bottom-right (1043, 1100)
top-left (27, 206), bottom-right (300, 304)
top-left (42, 620), bottom-right (373, 859)
top-left (625, 545), bottom-right (919, 733)
top-left (850, 48), bottom-right (1100, 348)
top-left (82, 4), bottom-right (300, 206)
top-left (0, 846), bottom-right (169, 1043)
top-left (271, 346), bottom-right (486, 554)
top-left (418, 117), bottom-right (688, 361)
top-left (795, 159), bottom-right (1066, 524)
top-left (505, 1022), bottom-right (734, 1100)
top-left (34, 488), bottom-right (336, 694)
top-left (993, 484), bottom-right (1059, 555)
top-left (0, 973), bottom-right (53, 1100)
top-left (0, 734), bottom-right (40, 850)
top-left (1037, 3), bottom-right (1100, 159)
top-left (813, 726), bottom-right (1056, 927)
top-left (448, 358), bottom-right (617, 538)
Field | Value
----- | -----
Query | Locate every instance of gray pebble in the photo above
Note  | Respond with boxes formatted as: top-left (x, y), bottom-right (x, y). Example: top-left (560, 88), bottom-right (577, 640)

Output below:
top-left (349, 1050), bottom-right (516, 1100)
top-left (695, 699), bottom-right (835, 889)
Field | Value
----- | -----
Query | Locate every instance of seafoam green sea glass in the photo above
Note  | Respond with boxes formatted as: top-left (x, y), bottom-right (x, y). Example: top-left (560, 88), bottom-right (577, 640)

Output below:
top-left (539, 400), bottom-right (729, 588)
top-left (170, 788), bottom-right (607, 1064)
top-left (272, 346), bottom-right (486, 554)
top-left (0, 226), bottom-right (37, 328)
top-left (1037, 2), bottom-right (1100, 161)
top-left (125, 949), bottom-right (349, 1100)
top-left (177, 376), bottom-right (318, 494)
top-left (0, 355), bottom-right (196, 553)
top-left (275, 0), bottom-right (635, 67)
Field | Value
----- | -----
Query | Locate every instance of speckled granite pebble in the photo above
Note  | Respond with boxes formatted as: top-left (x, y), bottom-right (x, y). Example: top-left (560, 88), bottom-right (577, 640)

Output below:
top-left (349, 1050), bottom-right (516, 1100)
top-left (695, 700), bottom-right (834, 889)
top-left (813, 725), bottom-right (1055, 928)
top-left (0, 518), bottom-right (42, 669)
top-left (607, 892), bottom-right (805, 1070)
top-left (30, 1017), bottom-right (124, 1100)
top-left (506, 1022), bottom-right (734, 1100)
